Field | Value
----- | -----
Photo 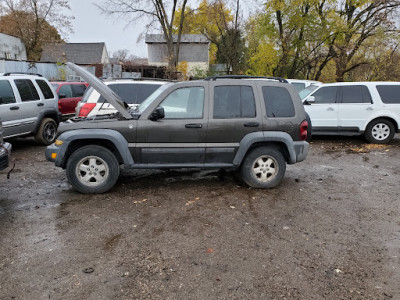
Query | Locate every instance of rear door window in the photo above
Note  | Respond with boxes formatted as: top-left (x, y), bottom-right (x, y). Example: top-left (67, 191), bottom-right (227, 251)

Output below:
top-left (262, 86), bottom-right (295, 117)
top-left (15, 79), bottom-right (40, 102)
top-left (341, 85), bottom-right (372, 103)
top-left (213, 86), bottom-right (256, 118)
top-left (376, 85), bottom-right (400, 104)
top-left (0, 80), bottom-right (16, 104)
top-left (36, 80), bottom-right (55, 99)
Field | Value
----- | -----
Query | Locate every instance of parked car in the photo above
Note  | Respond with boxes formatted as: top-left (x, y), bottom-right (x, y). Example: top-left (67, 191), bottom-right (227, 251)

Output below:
top-left (303, 82), bottom-right (400, 143)
top-left (51, 81), bottom-right (89, 118)
top-left (0, 72), bottom-right (61, 145)
top-left (75, 79), bottom-right (169, 117)
top-left (46, 63), bottom-right (310, 194)
top-left (286, 79), bottom-right (322, 93)
top-left (0, 118), bottom-right (12, 171)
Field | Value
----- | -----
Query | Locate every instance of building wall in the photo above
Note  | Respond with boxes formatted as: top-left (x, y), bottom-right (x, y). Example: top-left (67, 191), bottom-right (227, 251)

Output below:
top-left (0, 33), bottom-right (27, 60)
top-left (148, 43), bottom-right (209, 65)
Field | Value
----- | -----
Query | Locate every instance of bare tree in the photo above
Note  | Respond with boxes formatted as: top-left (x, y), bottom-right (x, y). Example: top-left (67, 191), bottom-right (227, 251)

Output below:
top-left (98, 0), bottom-right (189, 70)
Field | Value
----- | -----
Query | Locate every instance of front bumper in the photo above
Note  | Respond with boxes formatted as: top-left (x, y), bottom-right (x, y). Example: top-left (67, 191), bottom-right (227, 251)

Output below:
top-left (45, 142), bottom-right (69, 167)
top-left (0, 142), bottom-right (12, 171)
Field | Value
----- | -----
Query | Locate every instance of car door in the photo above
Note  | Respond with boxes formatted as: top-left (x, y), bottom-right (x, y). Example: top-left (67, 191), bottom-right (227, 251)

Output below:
top-left (57, 84), bottom-right (75, 114)
top-left (136, 84), bottom-right (208, 164)
top-left (304, 86), bottom-right (339, 131)
top-left (337, 85), bottom-right (373, 131)
top-left (0, 79), bottom-right (22, 138)
top-left (206, 82), bottom-right (262, 163)
top-left (13, 79), bottom-right (43, 134)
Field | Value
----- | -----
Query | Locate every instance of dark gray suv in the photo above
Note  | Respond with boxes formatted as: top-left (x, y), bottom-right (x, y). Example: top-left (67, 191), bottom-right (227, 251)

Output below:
top-left (46, 63), bottom-right (309, 194)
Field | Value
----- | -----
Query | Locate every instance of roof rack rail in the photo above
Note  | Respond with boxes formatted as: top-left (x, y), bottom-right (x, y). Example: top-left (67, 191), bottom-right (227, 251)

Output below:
top-left (101, 77), bottom-right (173, 82)
top-left (3, 72), bottom-right (43, 77)
top-left (204, 75), bottom-right (288, 83)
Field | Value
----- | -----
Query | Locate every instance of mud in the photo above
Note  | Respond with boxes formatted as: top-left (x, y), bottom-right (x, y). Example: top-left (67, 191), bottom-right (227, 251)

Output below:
top-left (1, 135), bottom-right (399, 299)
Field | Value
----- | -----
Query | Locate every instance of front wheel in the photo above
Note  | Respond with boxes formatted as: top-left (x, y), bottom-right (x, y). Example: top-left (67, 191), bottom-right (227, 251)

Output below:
top-left (66, 145), bottom-right (120, 194)
top-left (364, 119), bottom-right (395, 144)
top-left (240, 147), bottom-right (286, 188)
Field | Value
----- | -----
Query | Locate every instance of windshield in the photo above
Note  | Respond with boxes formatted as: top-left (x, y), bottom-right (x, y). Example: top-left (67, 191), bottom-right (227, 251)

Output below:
top-left (137, 83), bottom-right (172, 113)
top-left (299, 84), bottom-right (320, 100)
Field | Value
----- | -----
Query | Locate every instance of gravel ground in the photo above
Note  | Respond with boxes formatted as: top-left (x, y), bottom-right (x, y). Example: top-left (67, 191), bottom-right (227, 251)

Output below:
top-left (0, 135), bottom-right (399, 299)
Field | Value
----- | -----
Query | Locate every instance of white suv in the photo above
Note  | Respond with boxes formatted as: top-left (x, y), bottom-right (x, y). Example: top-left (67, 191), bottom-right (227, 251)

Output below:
top-left (75, 79), bottom-right (169, 117)
top-left (303, 82), bottom-right (400, 143)
top-left (0, 72), bottom-right (61, 145)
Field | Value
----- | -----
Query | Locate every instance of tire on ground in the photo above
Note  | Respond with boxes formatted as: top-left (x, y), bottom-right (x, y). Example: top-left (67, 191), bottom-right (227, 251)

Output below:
top-left (34, 118), bottom-right (57, 145)
top-left (240, 146), bottom-right (286, 188)
top-left (364, 118), bottom-right (395, 144)
top-left (66, 145), bottom-right (120, 194)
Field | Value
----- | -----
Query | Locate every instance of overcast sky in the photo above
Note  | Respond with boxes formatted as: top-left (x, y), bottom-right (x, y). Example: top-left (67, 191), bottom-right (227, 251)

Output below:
top-left (66, 0), bottom-right (148, 58)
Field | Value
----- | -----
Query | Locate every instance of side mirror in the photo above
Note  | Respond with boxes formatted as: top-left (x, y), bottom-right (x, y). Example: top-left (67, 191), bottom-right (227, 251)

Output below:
top-left (58, 94), bottom-right (66, 99)
top-left (304, 95), bottom-right (315, 104)
top-left (149, 106), bottom-right (165, 121)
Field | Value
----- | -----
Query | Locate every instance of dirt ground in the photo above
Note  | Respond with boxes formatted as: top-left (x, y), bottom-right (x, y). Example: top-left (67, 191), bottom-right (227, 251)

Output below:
top-left (0, 135), bottom-right (399, 300)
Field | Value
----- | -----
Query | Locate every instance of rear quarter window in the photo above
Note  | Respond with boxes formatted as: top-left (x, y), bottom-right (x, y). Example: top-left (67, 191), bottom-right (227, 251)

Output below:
top-left (376, 85), bottom-right (400, 104)
top-left (262, 86), bottom-right (295, 117)
top-left (36, 80), bottom-right (55, 99)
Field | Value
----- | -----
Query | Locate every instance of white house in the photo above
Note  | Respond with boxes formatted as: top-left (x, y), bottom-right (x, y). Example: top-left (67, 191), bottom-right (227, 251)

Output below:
top-left (0, 33), bottom-right (27, 60)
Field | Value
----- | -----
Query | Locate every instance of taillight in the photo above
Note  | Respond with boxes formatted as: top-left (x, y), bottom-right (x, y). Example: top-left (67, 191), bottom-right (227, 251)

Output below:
top-left (300, 120), bottom-right (308, 141)
top-left (78, 103), bottom-right (96, 117)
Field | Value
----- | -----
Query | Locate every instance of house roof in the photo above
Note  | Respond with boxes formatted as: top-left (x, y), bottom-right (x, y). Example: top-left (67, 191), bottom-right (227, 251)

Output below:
top-left (40, 43), bottom-right (108, 64)
top-left (145, 34), bottom-right (209, 44)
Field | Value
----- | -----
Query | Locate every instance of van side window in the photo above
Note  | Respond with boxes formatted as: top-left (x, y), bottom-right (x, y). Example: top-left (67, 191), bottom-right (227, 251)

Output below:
top-left (376, 85), bottom-right (400, 104)
top-left (0, 80), bottom-right (16, 104)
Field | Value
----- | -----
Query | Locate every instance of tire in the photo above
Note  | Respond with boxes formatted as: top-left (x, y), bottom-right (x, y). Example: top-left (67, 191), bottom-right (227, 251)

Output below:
top-left (240, 147), bottom-right (286, 188)
top-left (34, 118), bottom-right (57, 145)
top-left (66, 145), bottom-right (120, 194)
top-left (364, 118), bottom-right (395, 144)
top-left (306, 113), bottom-right (312, 142)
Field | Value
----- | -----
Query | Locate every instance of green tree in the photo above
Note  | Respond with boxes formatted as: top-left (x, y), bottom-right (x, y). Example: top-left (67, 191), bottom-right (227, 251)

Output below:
top-left (0, 0), bottom-right (73, 61)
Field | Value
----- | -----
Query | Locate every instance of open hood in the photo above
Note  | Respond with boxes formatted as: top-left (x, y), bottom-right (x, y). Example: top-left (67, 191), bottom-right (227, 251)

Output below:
top-left (66, 62), bottom-right (133, 119)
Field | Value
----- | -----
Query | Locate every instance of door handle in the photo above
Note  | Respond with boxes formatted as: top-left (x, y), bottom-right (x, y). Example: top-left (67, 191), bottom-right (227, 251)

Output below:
top-left (10, 106), bottom-right (19, 110)
top-left (366, 107), bottom-right (373, 111)
top-left (327, 107), bottom-right (334, 111)
top-left (185, 123), bottom-right (202, 128)
top-left (37, 103), bottom-right (44, 106)
top-left (244, 122), bottom-right (259, 127)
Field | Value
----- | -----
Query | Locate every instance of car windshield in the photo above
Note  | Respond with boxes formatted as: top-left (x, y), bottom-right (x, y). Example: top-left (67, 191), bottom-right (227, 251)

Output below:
top-left (137, 83), bottom-right (172, 113)
top-left (299, 84), bottom-right (319, 100)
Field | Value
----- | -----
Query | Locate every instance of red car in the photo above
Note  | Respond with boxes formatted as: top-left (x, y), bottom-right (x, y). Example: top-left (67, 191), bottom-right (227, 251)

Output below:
top-left (51, 82), bottom-right (89, 117)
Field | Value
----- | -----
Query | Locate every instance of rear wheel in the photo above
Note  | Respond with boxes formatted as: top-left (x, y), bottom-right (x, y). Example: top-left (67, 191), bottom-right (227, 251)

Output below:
top-left (364, 119), bottom-right (395, 144)
top-left (34, 118), bottom-right (57, 145)
top-left (240, 147), bottom-right (286, 188)
top-left (66, 145), bottom-right (120, 194)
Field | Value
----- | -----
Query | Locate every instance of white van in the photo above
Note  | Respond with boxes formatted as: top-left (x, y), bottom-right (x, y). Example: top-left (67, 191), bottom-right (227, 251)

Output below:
top-left (303, 82), bottom-right (400, 143)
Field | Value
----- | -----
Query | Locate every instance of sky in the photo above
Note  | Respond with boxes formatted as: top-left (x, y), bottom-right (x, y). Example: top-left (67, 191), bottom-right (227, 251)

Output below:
top-left (66, 0), bottom-right (148, 58)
